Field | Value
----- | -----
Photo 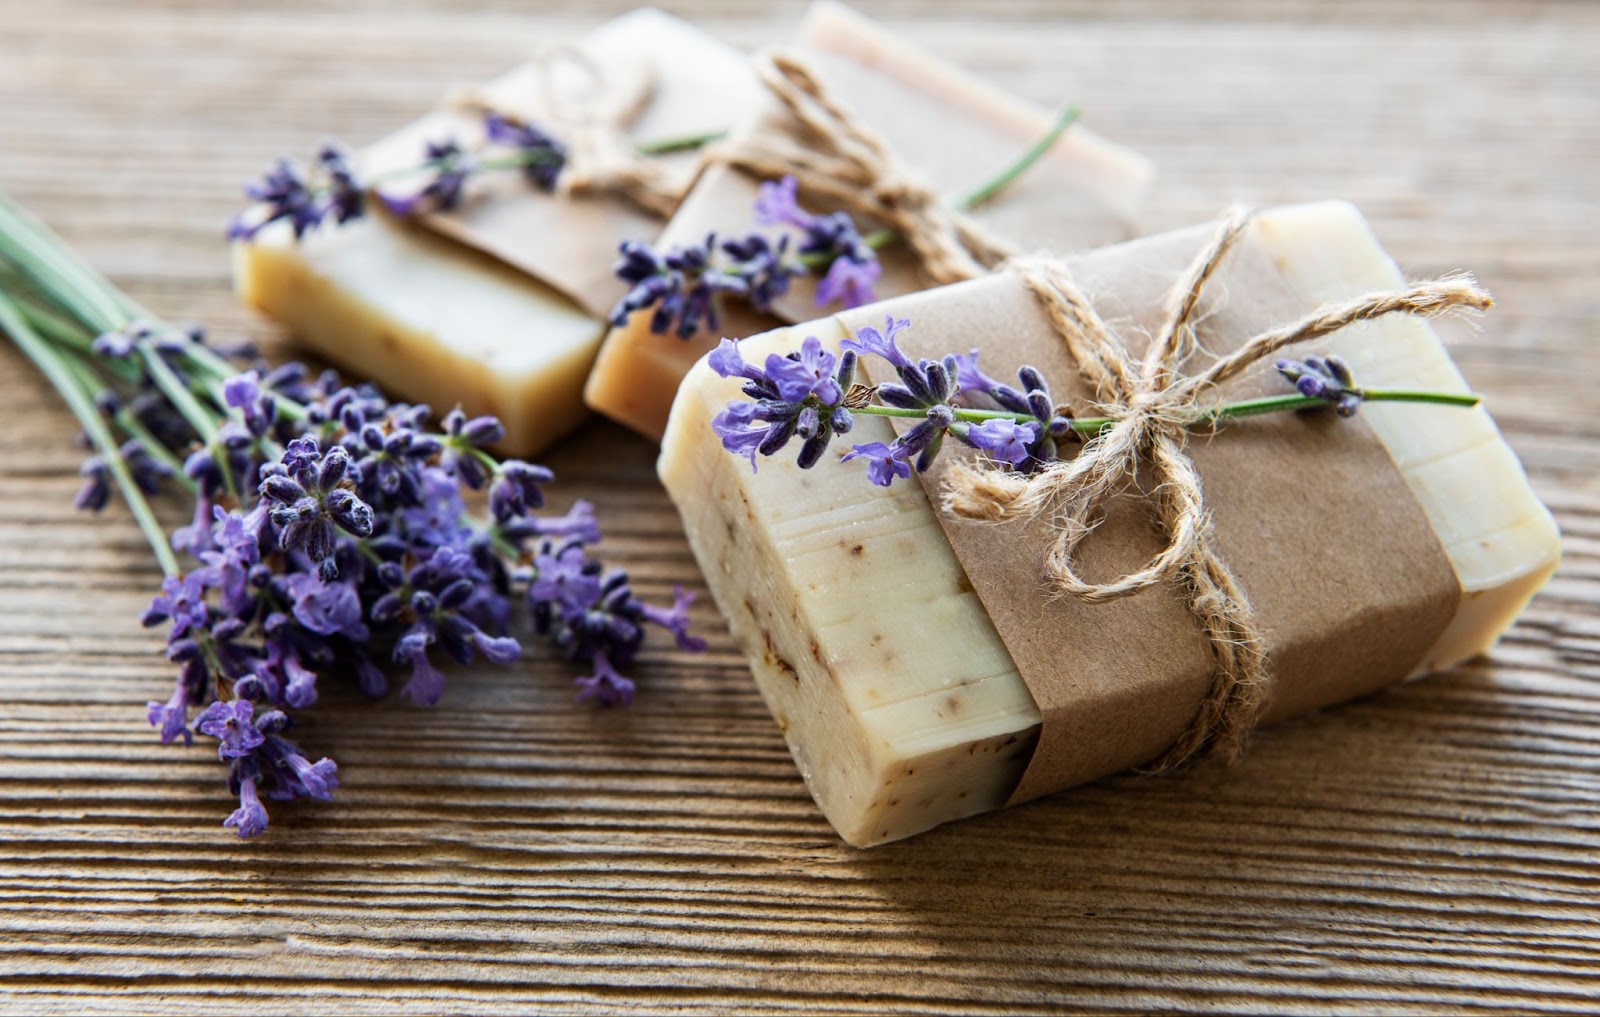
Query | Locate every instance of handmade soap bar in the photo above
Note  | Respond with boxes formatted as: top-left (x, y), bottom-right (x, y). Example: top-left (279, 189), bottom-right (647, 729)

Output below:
top-left (586, 0), bottom-right (1156, 440)
top-left (658, 201), bottom-right (1560, 846)
top-left (233, 9), bottom-right (755, 457)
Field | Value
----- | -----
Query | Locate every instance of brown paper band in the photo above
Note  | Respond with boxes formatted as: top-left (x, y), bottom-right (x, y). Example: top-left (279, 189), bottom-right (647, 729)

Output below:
top-left (843, 216), bottom-right (1469, 804)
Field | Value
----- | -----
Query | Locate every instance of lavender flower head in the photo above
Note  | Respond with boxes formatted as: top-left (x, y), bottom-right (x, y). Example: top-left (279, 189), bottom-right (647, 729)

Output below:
top-left (708, 335), bottom-right (857, 471)
top-left (711, 316), bottom-right (1070, 486)
top-left (1276, 354), bottom-right (1364, 416)
top-left (377, 139), bottom-right (477, 217)
top-left (228, 144), bottom-right (366, 241)
top-left (483, 112), bottom-right (567, 191)
top-left (82, 351), bottom-right (705, 841)
top-left (610, 176), bottom-right (884, 339)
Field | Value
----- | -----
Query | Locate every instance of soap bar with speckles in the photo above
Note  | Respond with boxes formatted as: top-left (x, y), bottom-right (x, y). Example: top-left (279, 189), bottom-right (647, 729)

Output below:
top-left (657, 201), bottom-right (1560, 846)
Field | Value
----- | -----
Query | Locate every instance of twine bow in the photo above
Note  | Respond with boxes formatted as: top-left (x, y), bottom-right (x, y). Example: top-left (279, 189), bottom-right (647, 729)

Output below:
top-left (943, 210), bottom-right (1493, 769)
top-left (452, 45), bottom-right (683, 217)
top-left (711, 50), bottom-right (1019, 284)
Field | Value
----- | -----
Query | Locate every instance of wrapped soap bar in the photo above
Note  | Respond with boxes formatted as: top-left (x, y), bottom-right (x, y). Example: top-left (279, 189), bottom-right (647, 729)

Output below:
top-left (585, 0), bottom-right (1156, 440)
top-left (658, 200), bottom-right (1561, 846)
top-left (233, 8), bottom-right (757, 457)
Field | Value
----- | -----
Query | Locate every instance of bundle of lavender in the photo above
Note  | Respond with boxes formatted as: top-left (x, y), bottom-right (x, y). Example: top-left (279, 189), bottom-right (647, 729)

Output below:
top-left (0, 192), bottom-right (702, 839)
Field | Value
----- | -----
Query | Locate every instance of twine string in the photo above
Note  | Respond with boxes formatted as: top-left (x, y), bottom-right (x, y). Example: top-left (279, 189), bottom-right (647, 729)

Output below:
top-left (942, 210), bottom-right (1493, 768)
top-left (710, 51), bottom-right (1019, 284)
top-left (451, 45), bottom-right (682, 216)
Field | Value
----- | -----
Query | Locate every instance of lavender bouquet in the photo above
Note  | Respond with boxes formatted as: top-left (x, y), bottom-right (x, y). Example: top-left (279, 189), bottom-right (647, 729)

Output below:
top-left (0, 192), bottom-right (702, 839)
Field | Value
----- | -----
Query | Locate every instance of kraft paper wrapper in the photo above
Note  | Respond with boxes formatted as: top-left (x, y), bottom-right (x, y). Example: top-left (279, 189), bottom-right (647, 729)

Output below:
top-left (833, 217), bottom-right (1461, 805)
top-left (358, 8), bottom-right (757, 319)
top-left (588, 0), bottom-right (1156, 426)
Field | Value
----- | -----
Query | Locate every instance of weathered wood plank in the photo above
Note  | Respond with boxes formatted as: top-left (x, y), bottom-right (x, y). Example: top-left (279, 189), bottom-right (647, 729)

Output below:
top-left (0, 0), bottom-right (1596, 1012)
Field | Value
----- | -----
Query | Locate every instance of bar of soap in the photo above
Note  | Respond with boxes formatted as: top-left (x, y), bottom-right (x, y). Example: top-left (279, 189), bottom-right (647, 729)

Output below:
top-left (232, 9), bottom-right (755, 458)
top-left (234, 213), bottom-right (604, 456)
top-left (658, 200), bottom-right (1561, 847)
top-left (586, 0), bottom-right (1156, 441)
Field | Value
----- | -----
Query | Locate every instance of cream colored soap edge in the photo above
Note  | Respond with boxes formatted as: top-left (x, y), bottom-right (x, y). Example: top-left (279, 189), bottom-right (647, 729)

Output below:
top-left (661, 319), bottom-right (1037, 846)
top-left (234, 215), bottom-right (605, 459)
top-left (660, 202), bottom-right (1560, 846)
top-left (1258, 201), bottom-right (1561, 674)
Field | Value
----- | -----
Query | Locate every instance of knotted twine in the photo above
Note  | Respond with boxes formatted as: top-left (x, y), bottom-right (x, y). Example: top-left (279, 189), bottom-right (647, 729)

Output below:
top-left (942, 210), bottom-right (1494, 770)
top-left (709, 50), bottom-right (1019, 285)
top-left (711, 49), bottom-right (1495, 770)
top-left (451, 46), bottom-right (684, 217)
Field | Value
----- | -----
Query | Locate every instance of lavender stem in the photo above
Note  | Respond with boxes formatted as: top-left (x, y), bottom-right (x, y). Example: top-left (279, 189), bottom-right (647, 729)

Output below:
top-left (0, 291), bottom-right (181, 576)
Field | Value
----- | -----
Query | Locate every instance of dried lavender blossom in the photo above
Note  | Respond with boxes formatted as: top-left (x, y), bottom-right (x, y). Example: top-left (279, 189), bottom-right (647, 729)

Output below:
top-left (609, 234), bottom-right (803, 339)
top-left (377, 139), bottom-right (477, 217)
top-left (1276, 354), bottom-right (1363, 416)
top-left (2, 194), bottom-right (706, 840)
top-left (610, 175), bottom-right (885, 338)
top-left (710, 317), bottom-right (1436, 488)
top-left (483, 112), bottom-right (567, 191)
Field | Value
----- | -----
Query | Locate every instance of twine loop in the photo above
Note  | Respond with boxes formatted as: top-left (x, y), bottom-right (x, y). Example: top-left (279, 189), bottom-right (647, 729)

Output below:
top-left (452, 45), bottom-right (682, 216)
top-left (943, 210), bottom-right (1493, 768)
top-left (711, 51), bottom-right (1019, 284)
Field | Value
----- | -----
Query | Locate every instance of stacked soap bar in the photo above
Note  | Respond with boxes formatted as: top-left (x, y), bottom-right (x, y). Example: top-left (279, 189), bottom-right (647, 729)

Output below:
top-left (658, 201), bottom-right (1561, 847)
top-left (585, 0), bottom-right (1156, 440)
top-left (233, 9), bottom-right (755, 457)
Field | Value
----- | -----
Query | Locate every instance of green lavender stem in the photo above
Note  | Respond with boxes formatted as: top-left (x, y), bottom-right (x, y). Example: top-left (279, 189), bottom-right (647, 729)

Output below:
top-left (953, 105), bottom-right (1082, 212)
top-left (0, 290), bottom-right (181, 576)
top-left (854, 388), bottom-right (1482, 436)
top-left (797, 103), bottom-right (1082, 270)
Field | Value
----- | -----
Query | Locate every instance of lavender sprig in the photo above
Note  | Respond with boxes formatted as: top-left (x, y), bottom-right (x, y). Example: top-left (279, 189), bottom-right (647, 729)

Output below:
top-left (227, 114), bottom-right (725, 240)
top-left (0, 189), bottom-right (704, 841)
top-left (710, 316), bottom-right (1484, 486)
top-left (609, 104), bottom-right (1085, 339)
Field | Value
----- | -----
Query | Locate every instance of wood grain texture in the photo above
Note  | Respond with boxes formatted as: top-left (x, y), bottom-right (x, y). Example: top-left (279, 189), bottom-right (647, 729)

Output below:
top-left (1, 0), bottom-right (1598, 1012)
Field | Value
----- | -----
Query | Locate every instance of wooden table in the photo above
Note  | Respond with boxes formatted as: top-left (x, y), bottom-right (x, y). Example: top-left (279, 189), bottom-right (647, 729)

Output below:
top-left (2, 1), bottom-right (1596, 1012)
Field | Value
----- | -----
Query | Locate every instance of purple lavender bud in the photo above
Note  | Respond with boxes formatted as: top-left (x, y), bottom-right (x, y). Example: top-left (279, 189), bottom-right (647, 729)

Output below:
top-left (575, 652), bottom-right (635, 708)
top-left (73, 456), bottom-right (109, 511)
top-left (146, 681), bottom-right (191, 746)
top-left (260, 473), bottom-right (303, 505)
top-left (966, 418), bottom-right (1039, 466)
top-left (753, 175), bottom-right (814, 230)
top-left (317, 445), bottom-right (350, 492)
top-left (840, 441), bottom-right (912, 487)
top-left (483, 112), bottom-right (567, 190)
top-left (223, 777), bottom-right (269, 839)
top-left (473, 632), bottom-right (523, 666)
top-left (1277, 355), bottom-right (1365, 416)
top-left (316, 142), bottom-right (365, 225)
top-left (397, 635), bottom-right (448, 706)
top-left (840, 316), bottom-right (913, 370)
top-left (1296, 374), bottom-right (1328, 399)
top-left (223, 371), bottom-right (261, 411)
top-left (377, 138), bottom-right (476, 217)
top-left (196, 700), bottom-right (266, 760)
top-left (815, 252), bottom-right (882, 310)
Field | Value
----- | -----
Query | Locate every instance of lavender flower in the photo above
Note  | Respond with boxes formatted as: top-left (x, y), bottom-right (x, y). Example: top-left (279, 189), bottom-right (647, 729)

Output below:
top-left (611, 176), bottom-right (886, 339)
top-left (1277, 354), bottom-right (1363, 416)
top-left (707, 336), bottom-right (856, 470)
top-left (227, 159), bottom-right (320, 240)
top-left (483, 112), bottom-right (566, 191)
top-left (710, 317), bottom-right (1068, 486)
top-left (227, 145), bottom-right (366, 241)
top-left (608, 234), bottom-right (801, 339)
top-left (317, 143), bottom-right (365, 225)
top-left (377, 139), bottom-right (476, 217)
top-left (9, 185), bottom-right (707, 846)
